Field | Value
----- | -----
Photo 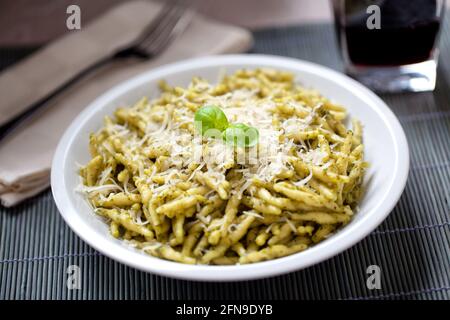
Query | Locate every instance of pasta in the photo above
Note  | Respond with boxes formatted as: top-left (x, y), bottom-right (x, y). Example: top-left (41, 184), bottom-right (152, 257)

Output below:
top-left (79, 68), bottom-right (368, 265)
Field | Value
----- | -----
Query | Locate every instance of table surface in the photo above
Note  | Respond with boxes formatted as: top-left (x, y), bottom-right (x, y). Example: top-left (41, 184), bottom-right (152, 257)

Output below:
top-left (1, 20), bottom-right (450, 300)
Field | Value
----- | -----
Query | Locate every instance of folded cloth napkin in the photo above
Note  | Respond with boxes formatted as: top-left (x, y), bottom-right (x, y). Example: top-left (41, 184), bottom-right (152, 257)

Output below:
top-left (0, 0), bottom-right (253, 207)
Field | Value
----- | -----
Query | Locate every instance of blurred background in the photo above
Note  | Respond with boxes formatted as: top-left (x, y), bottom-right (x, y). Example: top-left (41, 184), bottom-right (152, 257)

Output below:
top-left (0, 0), bottom-right (332, 46)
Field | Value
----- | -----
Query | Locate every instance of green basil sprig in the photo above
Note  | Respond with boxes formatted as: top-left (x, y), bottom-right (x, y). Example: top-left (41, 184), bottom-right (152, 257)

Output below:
top-left (194, 105), bottom-right (229, 135)
top-left (194, 105), bottom-right (259, 147)
top-left (222, 123), bottom-right (259, 147)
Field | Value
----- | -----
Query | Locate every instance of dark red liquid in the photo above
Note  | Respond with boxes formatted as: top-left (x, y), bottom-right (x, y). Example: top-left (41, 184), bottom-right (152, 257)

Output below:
top-left (341, 0), bottom-right (441, 66)
top-left (345, 20), bottom-right (440, 66)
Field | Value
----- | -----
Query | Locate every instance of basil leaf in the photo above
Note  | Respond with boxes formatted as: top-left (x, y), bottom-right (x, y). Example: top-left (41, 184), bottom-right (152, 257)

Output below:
top-left (222, 123), bottom-right (259, 147)
top-left (194, 105), bottom-right (229, 136)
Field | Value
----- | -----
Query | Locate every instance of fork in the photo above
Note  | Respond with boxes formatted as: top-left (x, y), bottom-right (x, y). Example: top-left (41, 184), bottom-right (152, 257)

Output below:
top-left (0, 0), bottom-right (194, 138)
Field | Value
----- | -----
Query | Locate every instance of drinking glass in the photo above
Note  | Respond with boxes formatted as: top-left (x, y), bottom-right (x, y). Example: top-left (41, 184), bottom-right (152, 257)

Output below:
top-left (333, 0), bottom-right (446, 92)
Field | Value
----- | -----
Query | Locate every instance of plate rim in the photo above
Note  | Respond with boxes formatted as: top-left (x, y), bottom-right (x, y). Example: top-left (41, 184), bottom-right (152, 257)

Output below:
top-left (51, 54), bottom-right (409, 281)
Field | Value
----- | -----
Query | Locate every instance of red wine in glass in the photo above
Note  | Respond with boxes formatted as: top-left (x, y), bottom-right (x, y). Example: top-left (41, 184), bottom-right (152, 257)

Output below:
top-left (334, 0), bottom-right (445, 92)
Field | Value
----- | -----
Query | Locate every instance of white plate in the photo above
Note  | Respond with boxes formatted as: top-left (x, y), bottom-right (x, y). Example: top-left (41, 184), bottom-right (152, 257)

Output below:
top-left (51, 55), bottom-right (409, 281)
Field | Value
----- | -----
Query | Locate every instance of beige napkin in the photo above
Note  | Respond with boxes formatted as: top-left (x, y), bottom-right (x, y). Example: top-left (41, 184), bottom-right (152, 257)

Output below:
top-left (0, 0), bottom-right (253, 207)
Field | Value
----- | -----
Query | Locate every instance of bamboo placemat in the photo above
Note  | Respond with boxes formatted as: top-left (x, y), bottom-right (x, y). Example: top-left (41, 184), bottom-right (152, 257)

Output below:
top-left (1, 20), bottom-right (449, 300)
